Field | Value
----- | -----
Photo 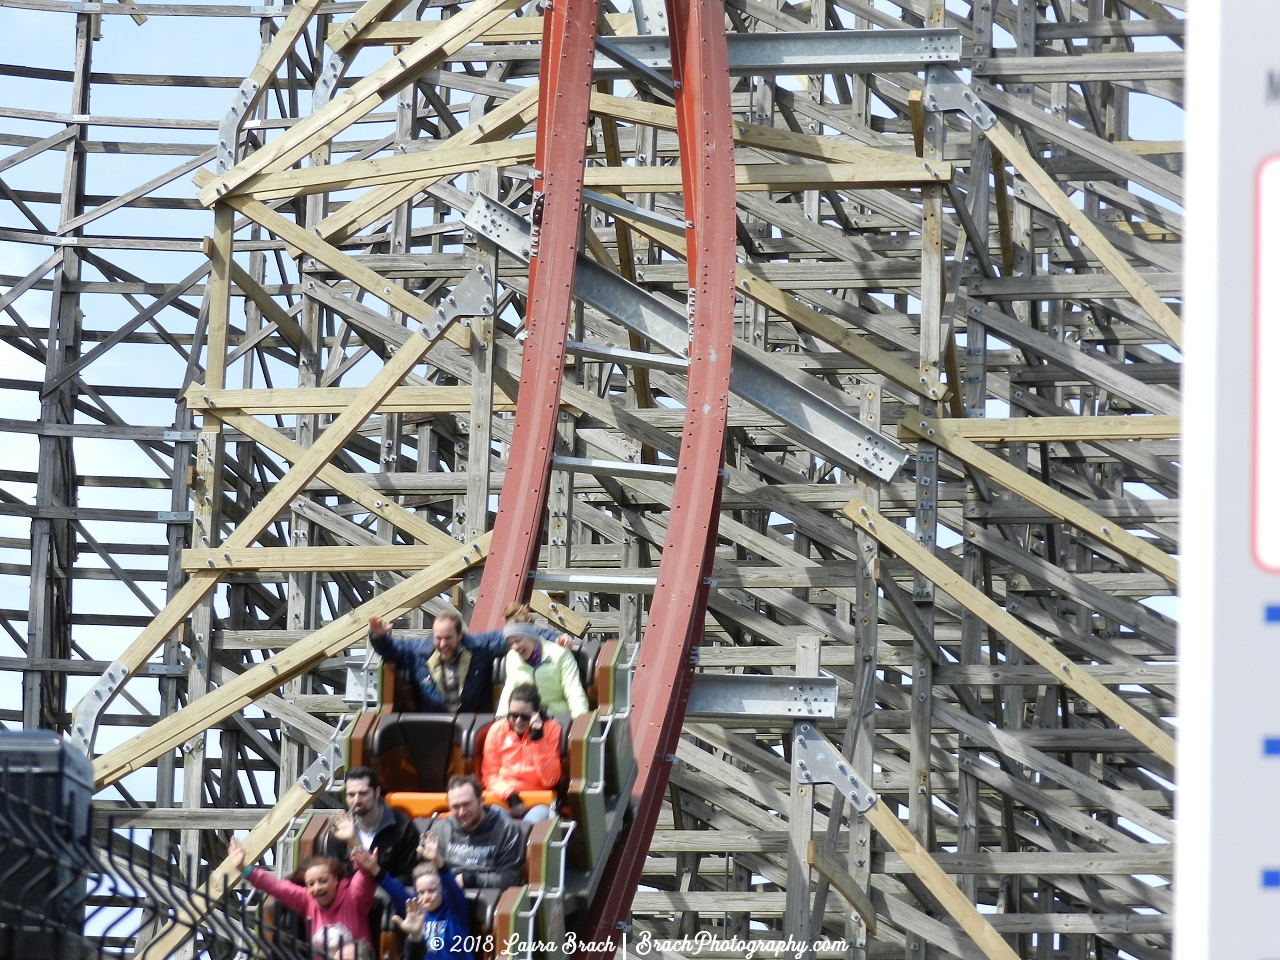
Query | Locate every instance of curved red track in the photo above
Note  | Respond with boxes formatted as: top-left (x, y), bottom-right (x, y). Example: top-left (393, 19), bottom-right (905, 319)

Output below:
top-left (469, 0), bottom-right (600, 630)
top-left (472, 0), bottom-right (737, 944)
top-left (583, 0), bottom-right (737, 947)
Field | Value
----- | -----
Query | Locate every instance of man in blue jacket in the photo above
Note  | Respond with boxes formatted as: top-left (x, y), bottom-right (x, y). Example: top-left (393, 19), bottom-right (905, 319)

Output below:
top-left (367, 611), bottom-right (512, 714)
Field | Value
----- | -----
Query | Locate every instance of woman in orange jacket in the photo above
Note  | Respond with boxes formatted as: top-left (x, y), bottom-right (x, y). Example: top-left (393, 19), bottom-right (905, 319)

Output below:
top-left (480, 683), bottom-right (563, 822)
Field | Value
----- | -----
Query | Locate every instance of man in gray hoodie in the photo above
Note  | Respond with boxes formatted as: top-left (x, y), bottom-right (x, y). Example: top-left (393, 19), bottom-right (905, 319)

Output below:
top-left (428, 774), bottom-right (525, 889)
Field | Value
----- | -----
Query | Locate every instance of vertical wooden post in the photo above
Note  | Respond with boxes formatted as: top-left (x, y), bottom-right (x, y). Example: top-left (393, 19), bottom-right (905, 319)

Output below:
top-left (906, 7), bottom-right (947, 954)
top-left (174, 195), bottom-right (234, 877)
top-left (26, 12), bottom-right (92, 732)
top-left (787, 633), bottom-right (821, 956)
top-left (850, 375), bottom-right (881, 960)
top-left (462, 166), bottom-right (500, 614)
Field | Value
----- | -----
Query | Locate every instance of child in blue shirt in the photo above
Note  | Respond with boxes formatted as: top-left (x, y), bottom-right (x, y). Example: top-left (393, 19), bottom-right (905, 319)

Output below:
top-left (353, 833), bottom-right (473, 960)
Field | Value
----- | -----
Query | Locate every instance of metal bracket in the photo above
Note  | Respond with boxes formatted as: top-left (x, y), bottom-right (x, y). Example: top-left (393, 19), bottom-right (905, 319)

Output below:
top-left (922, 65), bottom-right (996, 130)
top-left (342, 663), bottom-right (378, 704)
top-left (688, 675), bottom-right (839, 721)
top-left (313, 51), bottom-right (349, 110)
top-left (70, 658), bottom-right (129, 756)
top-left (215, 78), bottom-right (260, 173)
top-left (298, 717), bottom-right (348, 794)
top-left (631, 0), bottom-right (669, 35)
top-left (464, 193), bottom-right (533, 262)
top-left (144, 663), bottom-right (185, 677)
top-left (429, 262), bottom-right (496, 328)
top-left (793, 721), bottom-right (877, 812)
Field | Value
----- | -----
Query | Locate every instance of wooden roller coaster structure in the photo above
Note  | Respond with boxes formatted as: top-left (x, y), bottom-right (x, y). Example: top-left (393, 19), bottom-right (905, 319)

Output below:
top-left (0, 0), bottom-right (1182, 955)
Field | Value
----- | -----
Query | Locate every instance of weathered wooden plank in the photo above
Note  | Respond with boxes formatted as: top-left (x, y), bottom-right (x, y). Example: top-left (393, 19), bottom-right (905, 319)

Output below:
top-left (237, 137), bottom-right (535, 200)
top-left (93, 534), bottom-right (491, 786)
top-left (180, 545), bottom-right (449, 571)
top-left (196, 0), bottom-right (524, 204)
top-left (862, 800), bottom-right (1020, 960)
top-left (583, 162), bottom-right (946, 192)
top-left (187, 385), bottom-right (514, 414)
top-left (934, 415), bottom-right (1178, 442)
top-left (982, 120), bottom-right (1182, 346)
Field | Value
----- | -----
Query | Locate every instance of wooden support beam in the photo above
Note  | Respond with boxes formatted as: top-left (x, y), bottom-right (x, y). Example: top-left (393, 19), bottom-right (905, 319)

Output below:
top-left (93, 534), bottom-right (491, 787)
top-left (862, 800), bottom-right (1019, 960)
top-left (785, 635), bottom-right (819, 950)
top-left (196, 169), bottom-right (464, 340)
top-left (186, 385), bottom-right (514, 415)
top-left (234, 138), bottom-right (535, 201)
top-left (340, 12), bottom-right (635, 44)
top-left (608, 212), bottom-right (947, 402)
top-left (981, 120), bottom-right (1182, 347)
top-left (898, 416), bottom-right (1178, 585)
top-left (841, 495), bottom-right (1177, 766)
top-left (931, 415), bottom-right (1179, 442)
top-left (591, 91), bottom-right (951, 182)
top-left (211, 410), bottom-right (590, 636)
top-left (180, 545), bottom-right (449, 572)
top-left (807, 841), bottom-right (876, 934)
top-left (316, 82), bottom-right (542, 244)
top-left (235, 0), bottom-right (327, 122)
top-left (136, 769), bottom-right (333, 960)
top-left (71, 262), bottom-right (456, 740)
top-left (326, 0), bottom-right (418, 54)
top-left (583, 162), bottom-right (948, 193)
top-left (225, 256), bottom-right (304, 351)
top-left (196, 0), bottom-right (525, 205)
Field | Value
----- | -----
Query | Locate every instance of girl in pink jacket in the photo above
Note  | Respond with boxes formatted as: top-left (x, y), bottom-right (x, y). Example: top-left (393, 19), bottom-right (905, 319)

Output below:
top-left (228, 837), bottom-right (378, 953)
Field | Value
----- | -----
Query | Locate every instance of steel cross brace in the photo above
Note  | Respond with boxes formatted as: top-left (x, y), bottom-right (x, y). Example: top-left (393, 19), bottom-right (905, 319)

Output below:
top-left (462, 193), bottom-right (908, 481)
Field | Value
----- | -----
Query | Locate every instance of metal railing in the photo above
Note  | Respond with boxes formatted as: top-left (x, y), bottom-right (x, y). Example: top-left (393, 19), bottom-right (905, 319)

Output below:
top-left (0, 756), bottom-right (316, 960)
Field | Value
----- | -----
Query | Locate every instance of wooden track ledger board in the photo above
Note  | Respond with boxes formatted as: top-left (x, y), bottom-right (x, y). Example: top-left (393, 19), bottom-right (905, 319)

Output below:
top-left (1182, 0), bottom-right (1280, 954)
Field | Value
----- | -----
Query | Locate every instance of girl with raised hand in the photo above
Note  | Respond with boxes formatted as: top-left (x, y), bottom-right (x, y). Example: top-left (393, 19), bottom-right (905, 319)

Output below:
top-left (228, 836), bottom-right (378, 952)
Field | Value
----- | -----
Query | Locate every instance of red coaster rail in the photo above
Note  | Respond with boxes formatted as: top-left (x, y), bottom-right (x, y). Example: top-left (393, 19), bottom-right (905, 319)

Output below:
top-left (466, 0), bottom-right (737, 946)
top-left (468, 0), bottom-right (601, 630)
top-left (581, 0), bottom-right (736, 946)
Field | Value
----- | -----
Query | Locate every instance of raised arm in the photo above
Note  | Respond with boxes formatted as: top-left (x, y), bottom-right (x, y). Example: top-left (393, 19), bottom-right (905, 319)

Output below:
top-left (466, 628), bottom-right (512, 659)
top-left (438, 865), bottom-right (471, 929)
top-left (245, 868), bottom-right (312, 915)
top-left (348, 851), bottom-right (380, 913)
top-left (367, 616), bottom-right (434, 670)
top-left (378, 872), bottom-right (414, 914)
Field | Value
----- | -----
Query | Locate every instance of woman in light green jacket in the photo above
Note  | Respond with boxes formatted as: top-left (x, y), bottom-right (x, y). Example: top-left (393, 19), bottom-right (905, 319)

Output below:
top-left (496, 619), bottom-right (590, 718)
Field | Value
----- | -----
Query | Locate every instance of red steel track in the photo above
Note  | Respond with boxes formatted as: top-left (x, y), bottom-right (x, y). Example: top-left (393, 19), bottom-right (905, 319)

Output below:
top-left (472, 0), bottom-right (736, 942)
top-left (581, 0), bottom-right (736, 945)
top-left (468, 0), bottom-right (599, 630)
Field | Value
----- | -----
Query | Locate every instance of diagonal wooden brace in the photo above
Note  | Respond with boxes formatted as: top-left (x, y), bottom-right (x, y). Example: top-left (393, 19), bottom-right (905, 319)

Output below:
top-left (842, 495), bottom-right (1177, 766)
top-left (93, 535), bottom-right (490, 788)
